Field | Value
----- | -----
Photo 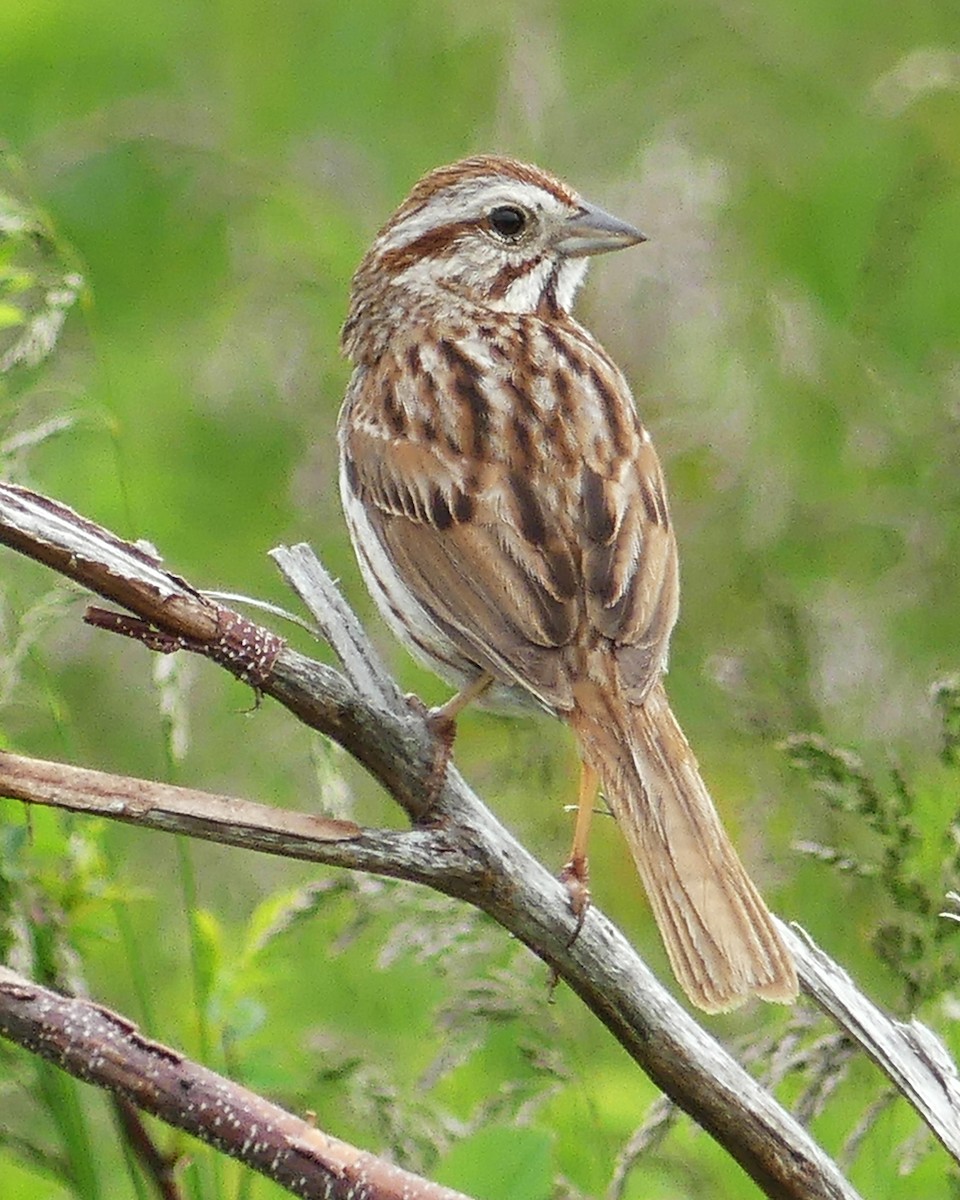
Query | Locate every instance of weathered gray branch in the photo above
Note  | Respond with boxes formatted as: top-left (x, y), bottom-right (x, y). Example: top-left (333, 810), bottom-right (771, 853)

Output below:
top-left (0, 481), bottom-right (957, 1195)
top-left (782, 924), bottom-right (960, 1157)
top-left (0, 967), bottom-right (474, 1200)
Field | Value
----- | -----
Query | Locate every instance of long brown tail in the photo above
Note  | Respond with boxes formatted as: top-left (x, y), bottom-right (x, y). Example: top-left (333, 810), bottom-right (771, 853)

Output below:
top-left (569, 677), bottom-right (797, 1013)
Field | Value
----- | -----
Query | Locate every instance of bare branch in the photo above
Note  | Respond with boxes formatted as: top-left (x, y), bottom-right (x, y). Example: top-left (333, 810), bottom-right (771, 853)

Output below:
top-left (270, 542), bottom-right (402, 709)
top-left (783, 924), bottom-right (960, 1158)
top-left (0, 751), bottom-right (478, 887)
top-left (2, 479), bottom-right (956, 1196)
top-left (0, 967), bottom-right (475, 1200)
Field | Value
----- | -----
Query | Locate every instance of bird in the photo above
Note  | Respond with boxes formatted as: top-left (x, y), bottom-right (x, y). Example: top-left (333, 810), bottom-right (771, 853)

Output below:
top-left (336, 154), bottom-right (797, 1012)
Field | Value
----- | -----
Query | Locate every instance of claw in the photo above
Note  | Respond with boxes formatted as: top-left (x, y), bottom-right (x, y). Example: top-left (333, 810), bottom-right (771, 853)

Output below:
top-left (559, 856), bottom-right (591, 945)
top-left (407, 675), bottom-right (494, 805)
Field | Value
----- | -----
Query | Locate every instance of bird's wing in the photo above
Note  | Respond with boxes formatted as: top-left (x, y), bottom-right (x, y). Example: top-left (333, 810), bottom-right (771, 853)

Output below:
top-left (339, 325), bottom-right (678, 708)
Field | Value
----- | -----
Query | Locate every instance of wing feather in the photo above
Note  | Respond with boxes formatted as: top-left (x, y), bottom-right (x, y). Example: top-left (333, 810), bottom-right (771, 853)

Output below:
top-left (340, 321), bottom-right (680, 710)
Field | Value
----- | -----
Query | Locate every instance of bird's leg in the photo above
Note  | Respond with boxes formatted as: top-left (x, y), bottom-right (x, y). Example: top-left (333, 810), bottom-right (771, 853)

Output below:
top-left (408, 672), bottom-right (495, 801)
top-left (560, 761), bottom-right (598, 932)
top-left (427, 672), bottom-right (495, 732)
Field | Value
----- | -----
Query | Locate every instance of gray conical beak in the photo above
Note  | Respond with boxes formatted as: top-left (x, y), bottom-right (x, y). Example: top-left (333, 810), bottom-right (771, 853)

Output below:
top-left (554, 201), bottom-right (647, 257)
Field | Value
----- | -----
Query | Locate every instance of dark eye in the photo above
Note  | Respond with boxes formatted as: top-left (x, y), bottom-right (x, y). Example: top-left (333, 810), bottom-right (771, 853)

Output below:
top-left (488, 205), bottom-right (528, 239)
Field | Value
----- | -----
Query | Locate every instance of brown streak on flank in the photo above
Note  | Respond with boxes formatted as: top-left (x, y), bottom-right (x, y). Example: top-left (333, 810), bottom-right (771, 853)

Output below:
top-left (547, 550), bottom-right (578, 601)
top-left (639, 476), bottom-right (666, 527)
top-left (430, 488), bottom-right (453, 531)
top-left (406, 344), bottom-right (422, 376)
top-left (582, 468), bottom-right (616, 543)
top-left (503, 374), bottom-right (537, 419)
top-left (482, 323), bottom-right (513, 364)
top-left (653, 477), bottom-right (670, 526)
top-left (541, 323), bottom-right (566, 359)
top-left (544, 398), bottom-right (577, 468)
top-left (509, 471), bottom-right (547, 548)
top-left (419, 416), bottom-right (437, 442)
top-left (589, 366), bottom-right (627, 455)
top-left (382, 382), bottom-right (406, 436)
top-left (552, 367), bottom-right (573, 412)
top-left (453, 489), bottom-right (475, 523)
top-left (543, 323), bottom-right (587, 377)
top-left (512, 414), bottom-right (534, 469)
top-left (438, 339), bottom-right (490, 458)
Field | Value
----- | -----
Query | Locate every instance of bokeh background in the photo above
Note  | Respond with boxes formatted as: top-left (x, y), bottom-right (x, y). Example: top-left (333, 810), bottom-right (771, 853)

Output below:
top-left (2, 2), bottom-right (960, 1197)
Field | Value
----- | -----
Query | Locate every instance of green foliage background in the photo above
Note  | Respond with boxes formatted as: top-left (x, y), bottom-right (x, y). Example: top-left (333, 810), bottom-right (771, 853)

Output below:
top-left (2, 2), bottom-right (960, 1197)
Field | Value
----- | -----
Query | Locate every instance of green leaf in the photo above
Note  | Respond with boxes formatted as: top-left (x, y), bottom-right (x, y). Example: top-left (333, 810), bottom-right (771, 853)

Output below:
top-left (0, 303), bottom-right (24, 329)
top-left (190, 907), bottom-right (223, 1011)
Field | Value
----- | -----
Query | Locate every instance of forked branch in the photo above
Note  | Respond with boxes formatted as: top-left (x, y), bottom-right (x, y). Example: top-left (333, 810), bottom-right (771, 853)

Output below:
top-left (0, 482), bottom-right (958, 1198)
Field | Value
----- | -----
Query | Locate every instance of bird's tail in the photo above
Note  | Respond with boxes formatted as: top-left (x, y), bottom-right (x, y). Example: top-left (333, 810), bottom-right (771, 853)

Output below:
top-left (569, 677), bottom-right (797, 1012)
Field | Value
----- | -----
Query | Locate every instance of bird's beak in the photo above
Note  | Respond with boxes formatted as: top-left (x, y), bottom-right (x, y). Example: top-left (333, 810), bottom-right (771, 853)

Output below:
top-left (554, 201), bottom-right (647, 257)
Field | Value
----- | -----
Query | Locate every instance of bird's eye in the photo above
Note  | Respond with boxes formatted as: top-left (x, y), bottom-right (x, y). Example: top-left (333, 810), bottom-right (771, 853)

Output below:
top-left (488, 205), bottom-right (528, 240)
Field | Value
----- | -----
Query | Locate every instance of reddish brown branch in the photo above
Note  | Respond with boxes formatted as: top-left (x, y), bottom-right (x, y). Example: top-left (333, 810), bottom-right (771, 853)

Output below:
top-left (0, 750), bottom-right (478, 886)
top-left (0, 967), bottom-right (474, 1200)
top-left (112, 1097), bottom-right (182, 1200)
top-left (0, 486), bottom-right (284, 686)
top-left (83, 604), bottom-right (284, 687)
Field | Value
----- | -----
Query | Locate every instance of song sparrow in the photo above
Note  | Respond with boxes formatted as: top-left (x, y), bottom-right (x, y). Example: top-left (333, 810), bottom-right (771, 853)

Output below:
top-left (337, 155), bottom-right (797, 1012)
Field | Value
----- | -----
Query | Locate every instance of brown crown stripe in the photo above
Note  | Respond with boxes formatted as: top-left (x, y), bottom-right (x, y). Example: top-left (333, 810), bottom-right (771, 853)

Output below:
top-left (396, 155), bottom-right (578, 217)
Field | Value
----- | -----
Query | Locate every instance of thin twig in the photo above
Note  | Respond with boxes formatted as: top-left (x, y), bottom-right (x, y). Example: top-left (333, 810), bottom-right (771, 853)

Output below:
top-left (112, 1096), bottom-right (183, 1200)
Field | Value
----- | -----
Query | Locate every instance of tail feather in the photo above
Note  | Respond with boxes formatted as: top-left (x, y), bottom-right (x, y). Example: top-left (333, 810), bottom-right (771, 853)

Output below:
top-left (570, 678), bottom-right (797, 1013)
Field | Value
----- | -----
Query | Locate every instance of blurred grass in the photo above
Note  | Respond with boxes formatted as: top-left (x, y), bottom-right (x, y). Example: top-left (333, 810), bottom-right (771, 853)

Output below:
top-left (2, 1), bottom-right (960, 1197)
